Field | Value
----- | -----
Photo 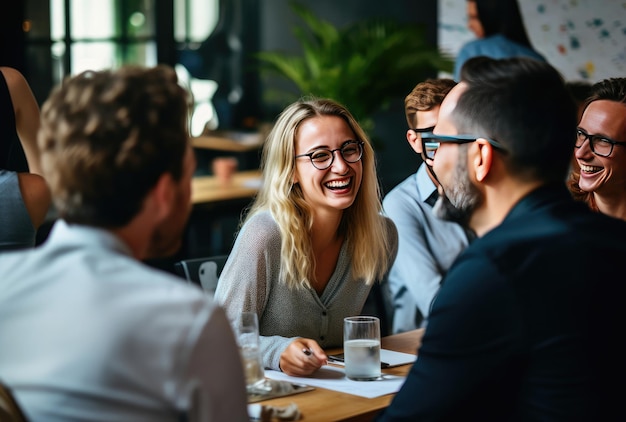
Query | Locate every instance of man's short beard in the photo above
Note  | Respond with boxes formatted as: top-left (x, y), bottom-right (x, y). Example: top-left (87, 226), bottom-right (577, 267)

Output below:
top-left (147, 184), bottom-right (191, 259)
top-left (433, 147), bottom-right (482, 230)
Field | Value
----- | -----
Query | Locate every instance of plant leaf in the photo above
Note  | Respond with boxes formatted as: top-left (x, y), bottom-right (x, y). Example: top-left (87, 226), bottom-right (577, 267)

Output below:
top-left (255, 2), bottom-right (455, 139)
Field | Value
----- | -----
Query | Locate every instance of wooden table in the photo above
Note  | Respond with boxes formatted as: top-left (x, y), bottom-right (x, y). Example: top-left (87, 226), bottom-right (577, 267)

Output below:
top-left (191, 169), bottom-right (262, 205)
top-left (191, 131), bottom-right (264, 152)
top-left (257, 329), bottom-right (422, 422)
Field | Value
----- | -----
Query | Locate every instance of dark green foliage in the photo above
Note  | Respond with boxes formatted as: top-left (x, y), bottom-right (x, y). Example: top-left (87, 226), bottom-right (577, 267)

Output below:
top-left (256, 2), bottom-right (454, 140)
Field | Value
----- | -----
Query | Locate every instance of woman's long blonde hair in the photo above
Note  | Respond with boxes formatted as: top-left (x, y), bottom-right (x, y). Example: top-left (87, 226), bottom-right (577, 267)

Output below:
top-left (245, 98), bottom-right (393, 289)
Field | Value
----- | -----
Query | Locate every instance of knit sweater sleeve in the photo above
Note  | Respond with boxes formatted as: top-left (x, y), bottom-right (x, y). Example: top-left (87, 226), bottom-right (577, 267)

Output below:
top-left (214, 211), bottom-right (293, 370)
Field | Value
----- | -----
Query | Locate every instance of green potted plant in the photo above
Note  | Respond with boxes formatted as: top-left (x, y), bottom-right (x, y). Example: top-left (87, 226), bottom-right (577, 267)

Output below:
top-left (256, 2), bottom-right (454, 146)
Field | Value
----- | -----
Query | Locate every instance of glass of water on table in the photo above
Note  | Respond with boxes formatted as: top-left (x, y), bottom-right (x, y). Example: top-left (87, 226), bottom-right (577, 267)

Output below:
top-left (234, 312), bottom-right (269, 392)
top-left (343, 316), bottom-right (381, 381)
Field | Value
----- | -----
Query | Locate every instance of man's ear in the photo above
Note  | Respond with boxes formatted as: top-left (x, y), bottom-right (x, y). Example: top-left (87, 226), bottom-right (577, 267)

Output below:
top-left (406, 129), bottom-right (421, 154)
top-left (472, 139), bottom-right (494, 182)
top-left (148, 172), bottom-right (175, 221)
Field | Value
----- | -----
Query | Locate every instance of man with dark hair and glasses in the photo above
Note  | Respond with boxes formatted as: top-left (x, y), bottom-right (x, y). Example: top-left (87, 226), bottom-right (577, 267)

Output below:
top-left (377, 57), bottom-right (626, 421)
top-left (382, 78), bottom-right (470, 334)
top-left (568, 77), bottom-right (626, 221)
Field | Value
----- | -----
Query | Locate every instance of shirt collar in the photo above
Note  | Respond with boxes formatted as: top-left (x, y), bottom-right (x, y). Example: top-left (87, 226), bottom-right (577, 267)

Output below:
top-left (46, 219), bottom-right (133, 257)
top-left (416, 164), bottom-right (438, 204)
top-left (504, 183), bottom-right (574, 223)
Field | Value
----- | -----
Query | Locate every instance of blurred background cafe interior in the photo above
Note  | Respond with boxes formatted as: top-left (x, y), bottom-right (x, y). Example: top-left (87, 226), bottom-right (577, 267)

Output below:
top-left (2, 0), bottom-right (623, 273)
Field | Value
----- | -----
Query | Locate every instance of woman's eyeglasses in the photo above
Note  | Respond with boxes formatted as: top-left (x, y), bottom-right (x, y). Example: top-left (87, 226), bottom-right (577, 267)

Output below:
top-left (295, 140), bottom-right (364, 170)
top-left (575, 128), bottom-right (626, 157)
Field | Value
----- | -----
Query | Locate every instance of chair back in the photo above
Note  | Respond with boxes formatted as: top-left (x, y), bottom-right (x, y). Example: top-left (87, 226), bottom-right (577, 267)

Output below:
top-left (361, 280), bottom-right (394, 337)
top-left (174, 255), bottom-right (228, 293)
top-left (0, 381), bottom-right (28, 422)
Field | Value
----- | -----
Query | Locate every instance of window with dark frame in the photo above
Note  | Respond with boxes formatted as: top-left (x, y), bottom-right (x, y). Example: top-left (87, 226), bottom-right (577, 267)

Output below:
top-left (22, 0), bottom-right (218, 104)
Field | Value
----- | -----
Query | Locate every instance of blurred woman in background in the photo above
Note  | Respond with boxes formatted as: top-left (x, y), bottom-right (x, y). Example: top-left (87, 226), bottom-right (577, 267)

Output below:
top-left (454, 0), bottom-right (546, 81)
top-left (0, 66), bottom-right (50, 250)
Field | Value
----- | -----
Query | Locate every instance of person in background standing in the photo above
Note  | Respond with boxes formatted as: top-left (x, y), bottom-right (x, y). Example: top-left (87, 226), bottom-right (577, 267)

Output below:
top-left (0, 66), bottom-right (51, 250)
top-left (454, 0), bottom-right (546, 81)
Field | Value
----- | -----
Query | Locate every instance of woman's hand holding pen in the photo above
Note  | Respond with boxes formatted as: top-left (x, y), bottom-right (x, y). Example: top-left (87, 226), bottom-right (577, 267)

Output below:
top-left (279, 339), bottom-right (327, 376)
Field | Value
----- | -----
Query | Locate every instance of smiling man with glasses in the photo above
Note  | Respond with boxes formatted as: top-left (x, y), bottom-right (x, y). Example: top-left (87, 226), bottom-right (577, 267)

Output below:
top-left (568, 77), bottom-right (626, 221)
top-left (377, 57), bottom-right (626, 422)
top-left (382, 78), bottom-right (470, 334)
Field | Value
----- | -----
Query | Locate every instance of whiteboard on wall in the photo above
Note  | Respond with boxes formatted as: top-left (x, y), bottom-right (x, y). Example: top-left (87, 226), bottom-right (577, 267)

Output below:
top-left (438, 0), bottom-right (626, 83)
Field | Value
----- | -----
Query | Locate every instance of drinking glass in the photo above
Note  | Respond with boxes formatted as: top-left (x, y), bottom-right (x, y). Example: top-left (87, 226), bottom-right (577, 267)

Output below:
top-left (343, 316), bottom-right (381, 381)
top-left (234, 312), bottom-right (266, 391)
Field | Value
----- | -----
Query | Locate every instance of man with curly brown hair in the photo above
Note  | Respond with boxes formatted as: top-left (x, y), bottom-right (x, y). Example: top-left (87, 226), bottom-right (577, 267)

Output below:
top-left (0, 65), bottom-right (248, 422)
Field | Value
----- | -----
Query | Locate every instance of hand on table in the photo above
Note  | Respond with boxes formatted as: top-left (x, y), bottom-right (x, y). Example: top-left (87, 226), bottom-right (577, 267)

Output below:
top-left (279, 338), bottom-right (327, 376)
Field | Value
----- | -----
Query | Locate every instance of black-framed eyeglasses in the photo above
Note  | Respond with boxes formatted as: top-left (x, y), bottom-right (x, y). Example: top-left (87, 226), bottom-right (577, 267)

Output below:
top-left (295, 140), bottom-right (364, 170)
top-left (420, 132), bottom-right (508, 160)
top-left (410, 126), bottom-right (435, 135)
top-left (575, 128), bottom-right (626, 157)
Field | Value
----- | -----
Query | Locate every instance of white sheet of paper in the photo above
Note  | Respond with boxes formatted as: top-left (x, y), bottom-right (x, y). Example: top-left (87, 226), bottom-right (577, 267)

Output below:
top-left (264, 365), bottom-right (406, 399)
top-left (380, 349), bottom-right (417, 367)
top-left (329, 349), bottom-right (417, 368)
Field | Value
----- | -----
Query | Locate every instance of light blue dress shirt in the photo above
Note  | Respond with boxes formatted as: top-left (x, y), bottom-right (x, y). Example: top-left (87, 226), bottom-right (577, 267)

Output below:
top-left (0, 220), bottom-right (249, 422)
top-left (383, 164), bottom-right (469, 333)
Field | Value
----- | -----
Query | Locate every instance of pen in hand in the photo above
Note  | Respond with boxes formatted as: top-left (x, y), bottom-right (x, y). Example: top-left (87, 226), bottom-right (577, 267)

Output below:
top-left (302, 347), bottom-right (327, 365)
